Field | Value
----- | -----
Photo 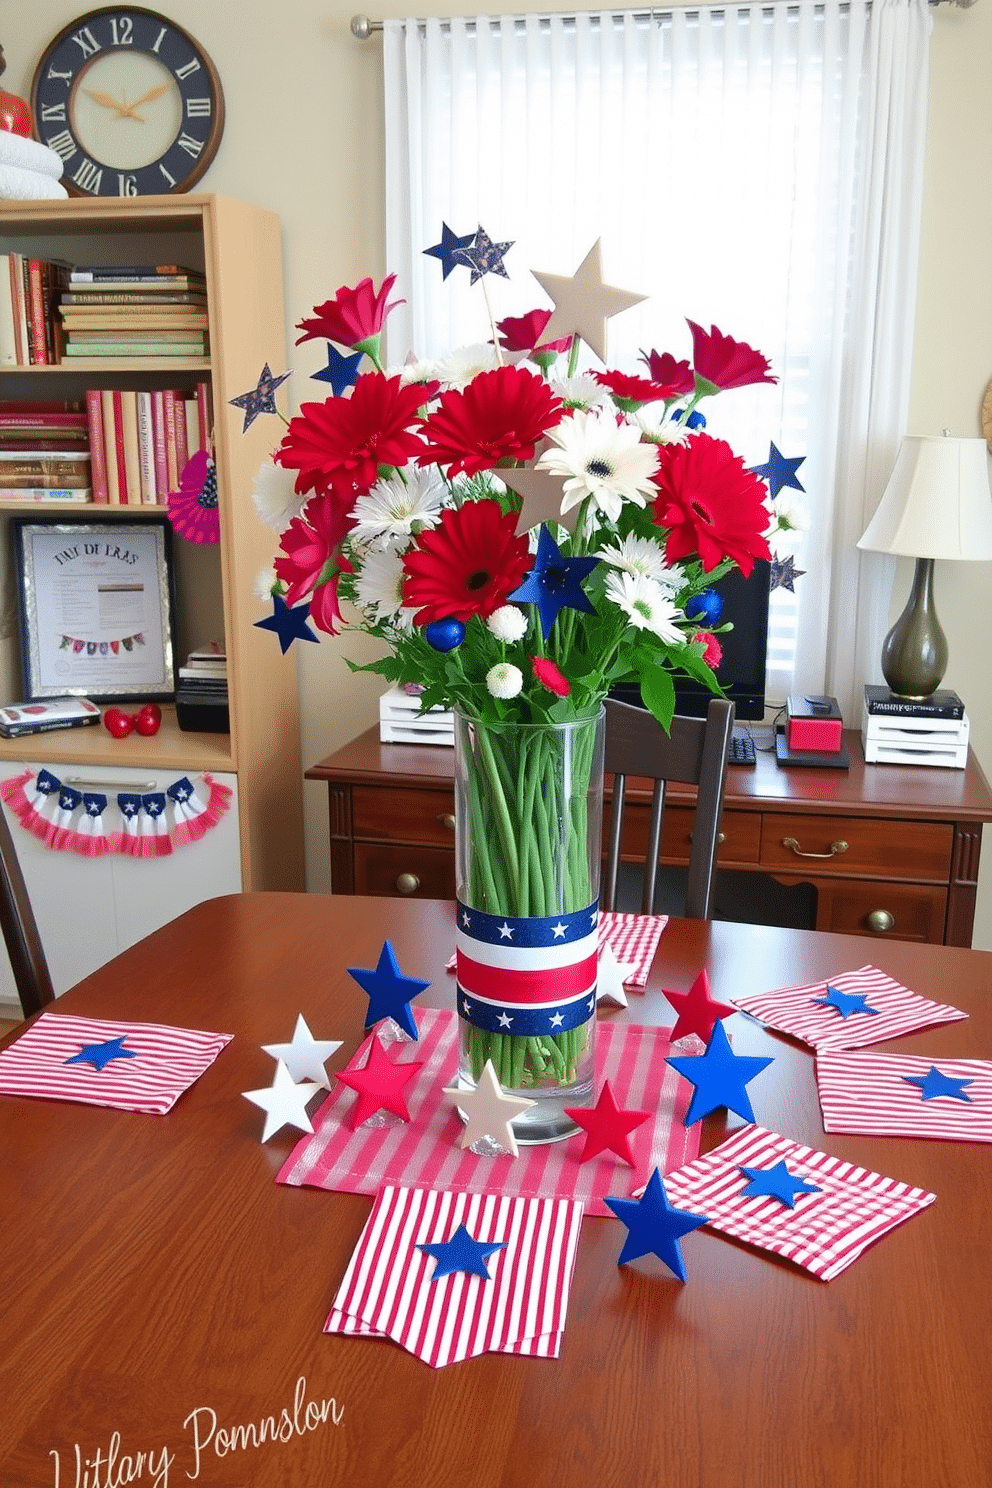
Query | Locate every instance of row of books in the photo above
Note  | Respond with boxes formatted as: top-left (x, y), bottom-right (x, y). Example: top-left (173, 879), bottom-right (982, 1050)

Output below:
top-left (0, 254), bottom-right (69, 365)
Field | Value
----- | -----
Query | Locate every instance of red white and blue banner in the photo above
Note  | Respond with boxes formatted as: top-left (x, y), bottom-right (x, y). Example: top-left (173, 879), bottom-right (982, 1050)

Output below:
top-left (455, 899), bottom-right (598, 1037)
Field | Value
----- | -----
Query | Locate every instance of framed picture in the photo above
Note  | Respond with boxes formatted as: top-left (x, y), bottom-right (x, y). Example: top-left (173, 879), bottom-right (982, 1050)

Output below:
top-left (12, 517), bottom-right (177, 702)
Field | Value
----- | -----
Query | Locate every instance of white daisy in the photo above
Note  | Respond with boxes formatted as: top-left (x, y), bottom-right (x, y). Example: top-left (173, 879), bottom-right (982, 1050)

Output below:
top-left (251, 459), bottom-right (304, 532)
top-left (548, 373), bottom-right (609, 411)
top-left (487, 605), bottom-right (528, 642)
top-left (353, 547), bottom-right (416, 631)
top-left (538, 407), bottom-right (660, 523)
top-left (433, 343), bottom-right (500, 389)
top-left (603, 570), bottom-right (685, 644)
top-left (633, 401), bottom-right (689, 446)
top-left (349, 469), bottom-right (447, 549)
top-left (486, 662), bottom-right (524, 699)
top-left (598, 534), bottom-right (670, 582)
top-left (764, 492), bottom-right (811, 548)
top-left (386, 355), bottom-right (439, 388)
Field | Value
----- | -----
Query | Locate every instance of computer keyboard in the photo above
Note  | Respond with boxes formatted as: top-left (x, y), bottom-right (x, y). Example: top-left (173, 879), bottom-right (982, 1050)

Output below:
top-left (728, 729), bottom-right (757, 766)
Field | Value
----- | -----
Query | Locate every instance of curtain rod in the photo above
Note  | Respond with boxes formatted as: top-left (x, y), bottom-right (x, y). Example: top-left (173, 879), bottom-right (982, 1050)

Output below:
top-left (351, 0), bottom-right (970, 33)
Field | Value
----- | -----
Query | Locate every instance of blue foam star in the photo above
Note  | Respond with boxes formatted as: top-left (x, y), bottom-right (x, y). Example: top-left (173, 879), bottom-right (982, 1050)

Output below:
top-left (423, 222), bottom-right (478, 280)
top-left (751, 442), bottom-right (806, 498)
top-left (769, 554), bottom-right (806, 593)
top-left (508, 525), bottom-right (599, 640)
top-left (417, 1222), bottom-right (507, 1280)
top-left (65, 1036), bottom-right (138, 1071)
top-left (812, 985), bottom-right (881, 1019)
top-left (228, 363), bottom-right (292, 432)
top-left (347, 939), bottom-right (431, 1041)
top-left (254, 593), bottom-right (319, 654)
top-left (311, 344), bottom-right (363, 395)
top-left (901, 1065), bottom-right (974, 1103)
top-left (667, 1021), bottom-right (774, 1127)
top-left (454, 226), bottom-right (514, 285)
top-left (605, 1168), bottom-right (708, 1280)
top-left (739, 1160), bottom-right (822, 1208)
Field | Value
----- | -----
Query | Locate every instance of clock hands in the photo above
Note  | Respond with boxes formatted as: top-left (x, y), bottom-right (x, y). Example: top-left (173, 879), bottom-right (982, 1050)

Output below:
top-left (83, 81), bottom-right (174, 122)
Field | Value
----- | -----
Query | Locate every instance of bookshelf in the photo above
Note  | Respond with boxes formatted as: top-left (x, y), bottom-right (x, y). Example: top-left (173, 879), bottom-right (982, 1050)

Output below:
top-left (0, 196), bottom-right (304, 1000)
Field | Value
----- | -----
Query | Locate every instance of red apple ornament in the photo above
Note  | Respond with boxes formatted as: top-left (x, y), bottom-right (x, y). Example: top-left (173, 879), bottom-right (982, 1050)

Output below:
top-left (103, 708), bottom-right (135, 739)
top-left (135, 704), bottom-right (162, 736)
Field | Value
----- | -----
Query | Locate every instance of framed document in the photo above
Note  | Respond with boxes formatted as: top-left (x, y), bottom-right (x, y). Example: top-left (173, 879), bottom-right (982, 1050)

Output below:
top-left (12, 517), bottom-right (177, 702)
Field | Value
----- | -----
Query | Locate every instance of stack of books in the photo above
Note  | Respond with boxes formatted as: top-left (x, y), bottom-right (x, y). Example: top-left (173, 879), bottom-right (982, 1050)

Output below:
top-left (0, 400), bottom-right (91, 502)
top-left (862, 684), bottom-right (969, 768)
top-left (56, 264), bottom-right (209, 360)
top-left (84, 383), bottom-right (210, 506)
top-left (379, 685), bottom-right (454, 745)
top-left (0, 696), bottom-right (100, 739)
top-left (175, 645), bottom-right (228, 734)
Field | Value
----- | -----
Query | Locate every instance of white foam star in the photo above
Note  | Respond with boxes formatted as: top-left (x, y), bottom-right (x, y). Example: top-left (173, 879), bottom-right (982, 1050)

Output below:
top-left (443, 1060), bottom-right (536, 1159)
top-left (242, 1060), bottom-right (321, 1143)
top-left (596, 942), bottom-right (636, 1008)
top-left (262, 1014), bottom-right (342, 1089)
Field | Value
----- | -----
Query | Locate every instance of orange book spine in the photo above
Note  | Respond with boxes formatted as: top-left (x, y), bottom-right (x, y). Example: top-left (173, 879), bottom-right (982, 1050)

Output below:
top-left (27, 260), bottom-right (48, 365)
top-left (162, 389), bottom-right (178, 491)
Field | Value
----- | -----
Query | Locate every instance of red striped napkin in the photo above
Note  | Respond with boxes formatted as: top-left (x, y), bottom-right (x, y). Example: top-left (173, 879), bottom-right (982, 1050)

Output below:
top-left (663, 1124), bottom-right (936, 1281)
top-left (278, 1007), bottom-right (698, 1215)
top-left (732, 965), bottom-right (966, 1051)
top-left (816, 1049), bottom-right (992, 1142)
top-left (0, 1012), bottom-right (232, 1114)
top-left (445, 910), bottom-right (668, 988)
top-left (325, 1185), bottom-right (583, 1366)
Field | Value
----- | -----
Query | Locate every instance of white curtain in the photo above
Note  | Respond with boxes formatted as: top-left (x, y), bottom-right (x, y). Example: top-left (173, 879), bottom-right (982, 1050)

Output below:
top-left (383, 0), bottom-right (932, 717)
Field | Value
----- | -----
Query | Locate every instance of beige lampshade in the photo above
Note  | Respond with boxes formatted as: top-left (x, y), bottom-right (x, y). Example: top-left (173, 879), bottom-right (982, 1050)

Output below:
top-left (857, 435), bottom-right (992, 560)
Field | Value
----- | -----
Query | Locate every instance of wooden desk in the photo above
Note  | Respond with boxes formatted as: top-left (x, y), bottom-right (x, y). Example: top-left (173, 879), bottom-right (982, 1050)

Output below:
top-left (2, 894), bottom-right (990, 1487)
top-left (308, 727), bottom-right (992, 945)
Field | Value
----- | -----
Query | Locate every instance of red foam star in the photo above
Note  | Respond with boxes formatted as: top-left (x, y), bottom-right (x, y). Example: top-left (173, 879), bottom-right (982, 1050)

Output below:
top-left (663, 968), bottom-right (736, 1043)
top-left (565, 1079), bottom-right (652, 1166)
top-left (335, 1036), bottom-right (423, 1128)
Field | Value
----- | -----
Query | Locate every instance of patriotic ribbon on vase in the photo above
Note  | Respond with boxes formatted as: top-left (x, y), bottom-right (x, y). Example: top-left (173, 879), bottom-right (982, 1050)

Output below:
top-left (58, 632), bottom-right (146, 656)
top-left (0, 769), bottom-right (231, 857)
top-left (455, 900), bottom-right (599, 1036)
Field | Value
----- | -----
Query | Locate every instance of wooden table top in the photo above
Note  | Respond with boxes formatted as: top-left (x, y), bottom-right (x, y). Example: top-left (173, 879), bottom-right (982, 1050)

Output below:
top-left (2, 893), bottom-right (989, 1488)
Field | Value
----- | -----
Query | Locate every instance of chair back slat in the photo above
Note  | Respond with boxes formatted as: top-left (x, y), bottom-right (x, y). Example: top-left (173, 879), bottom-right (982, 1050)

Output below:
top-left (0, 806), bottom-right (54, 1017)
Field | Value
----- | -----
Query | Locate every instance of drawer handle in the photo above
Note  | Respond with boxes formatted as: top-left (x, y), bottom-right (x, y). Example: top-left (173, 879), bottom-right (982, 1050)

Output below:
top-left (866, 909), bottom-right (895, 933)
top-left (781, 836), bottom-right (849, 860)
top-left (395, 872), bottom-right (421, 895)
top-left (437, 813), bottom-right (455, 832)
top-left (689, 830), bottom-right (726, 845)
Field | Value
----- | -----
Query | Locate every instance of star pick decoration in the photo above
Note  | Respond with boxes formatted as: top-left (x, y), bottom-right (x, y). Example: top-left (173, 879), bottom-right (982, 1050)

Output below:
top-left (770, 554), bottom-right (806, 593)
top-left (228, 362), bottom-right (292, 432)
top-left (565, 1079), bottom-right (651, 1165)
top-left (739, 1160), bottom-right (822, 1208)
top-left (454, 225), bottom-right (514, 284)
top-left (254, 593), bottom-right (320, 653)
top-left (532, 239), bottom-right (647, 363)
top-left (443, 1059), bottom-right (537, 1158)
top-left (262, 1014), bottom-right (342, 1089)
top-left (347, 939), bottom-right (431, 1041)
top-left (423, 222), bottom-right (477, 279)
top-left (812, 985), bottom-right (881, 1020)
top-left (508, 524), bottom-right (599, 640)
top-left (417, 1221), bottom-right (507, 1281)
top-left (243, 1059), bottom-right (320, 1142)
top-left (64, 1036), bottom-right (138, 1071)
top-left (667, 1021), bottom-right (774, 1127)
top-left (311, 343), bottom-right (363, 395)
top-left (605, 1168), bottom-right (708, 1279)
top-left (663, 968), bottom-right (736, 1044)
top-left (500, 466), bottom-right (578, 536)
top-left (901, 1065), bottom-right (974, 1103)
top-left (750, 441), bottom-right (806, 498)
top-left (596, 942), bottom-right (635, 1008)
top-left (335, 1036), bottom-right (424, 1128)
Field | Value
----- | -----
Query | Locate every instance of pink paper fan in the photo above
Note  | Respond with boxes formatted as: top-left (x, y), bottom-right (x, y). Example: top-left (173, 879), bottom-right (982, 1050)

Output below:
top-left (168, 449), bottom-right (220, 545)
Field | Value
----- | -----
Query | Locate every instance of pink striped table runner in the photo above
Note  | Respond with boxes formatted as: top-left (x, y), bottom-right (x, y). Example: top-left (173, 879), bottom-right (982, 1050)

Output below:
top-left (816, 1049), bottom-right (992, 1142)
top-left (663, 1124), bottom-right (936, 1281)
top-left (445, 910), bottom-right (668, 989)
top-left (732, 964), bottom-right (966, 1051)
top-left (278, 1007), bottom-right (698, 1216)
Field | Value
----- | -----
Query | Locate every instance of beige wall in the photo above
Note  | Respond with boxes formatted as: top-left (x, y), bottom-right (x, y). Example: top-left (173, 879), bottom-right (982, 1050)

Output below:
top-left (6, 1), bottom-right (992, 943)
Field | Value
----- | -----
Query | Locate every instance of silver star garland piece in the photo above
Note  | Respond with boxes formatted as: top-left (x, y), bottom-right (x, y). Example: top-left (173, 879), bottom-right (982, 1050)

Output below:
top-left (532, 240), bottom-right (647, 363)
top-left (262, 1014), bottom-right (343, 1089)
top-left (443, 1059), bottom-right (536, 1159)
top-left (242, 1059), bottom-right (321, 1142)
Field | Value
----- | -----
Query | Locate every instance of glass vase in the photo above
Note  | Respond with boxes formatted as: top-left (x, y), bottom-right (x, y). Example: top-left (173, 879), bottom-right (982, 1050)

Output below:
top-left (452, 706), bottom-right (604, 1144)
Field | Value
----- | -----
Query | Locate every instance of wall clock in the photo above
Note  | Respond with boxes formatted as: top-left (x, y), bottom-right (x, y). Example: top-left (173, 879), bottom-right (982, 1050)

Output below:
top-left (31, 7), bottom-right (224, 198)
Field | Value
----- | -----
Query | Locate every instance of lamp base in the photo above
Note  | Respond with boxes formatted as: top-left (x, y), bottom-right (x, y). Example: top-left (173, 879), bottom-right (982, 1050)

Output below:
top-left (879, 557), bottom-right (948, 700)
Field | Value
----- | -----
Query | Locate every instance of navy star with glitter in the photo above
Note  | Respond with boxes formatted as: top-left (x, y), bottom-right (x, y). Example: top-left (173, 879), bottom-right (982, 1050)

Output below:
top-left (606, 1168), bottom-right (709, 1280)
top-left (347, 939), bottom-right (431, 1041)
top-left (65, 1036), bottom-right (138, 1071)
top-left (423, 222), bottom-right (477, 280)
top-left (812, 985), bottom-right (881, 1019)
top-left (312, 344), bottom-right (363, 395)
top-left (739, 1160), bottom-right (822, 1208)
top-left (509, 525), bottom-right (599, 640)
top-left (454, 226), bottom-right (514, 285)
top-left (255, 593), bottom-right (320, 654)
top-left (901, 1065), bottom-right (974, 1103)
top-left (417, 1222), bottom-right (507, 1281)
top-left (229, 363), bottom-right (292, 432)
top-left (751, 442), bottom-right (806, 498)
top-left (770, 554), bottom-right (806, 592)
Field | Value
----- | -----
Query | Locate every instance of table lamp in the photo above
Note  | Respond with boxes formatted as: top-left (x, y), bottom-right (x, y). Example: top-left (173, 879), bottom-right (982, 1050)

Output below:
top-left (856, 433), bottom-right (992, 698)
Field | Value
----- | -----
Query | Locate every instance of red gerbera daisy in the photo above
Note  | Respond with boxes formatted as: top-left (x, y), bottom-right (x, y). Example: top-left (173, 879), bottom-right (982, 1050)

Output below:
top-left (296, 274), bottom-right (403, 350)
top-left (274, 373), bottom-right (426, 502)
top-left (273, 493), bottom-right (354, 631)
top-left (417, 365), bottom-right (563, 478)
top-left (594, 370), bottom-right (676, 407)
top-left (402, 499), bottom-right (531, 626)
top-left (652, 434), bottom-right (772, 576)
top-left (686, 321), bottom-right (777, 392)
top-left (638, 349), bottom-right (695, 399)
top-left (497, 308), bottom-right (572, 357)
top-left (531, 655), bottom-right (571, 697)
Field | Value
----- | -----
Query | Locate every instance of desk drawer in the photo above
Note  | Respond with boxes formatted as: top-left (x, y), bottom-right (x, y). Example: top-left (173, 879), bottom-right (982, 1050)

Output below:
top-left (614, 804), bottom-right (761, 866)
top-left (760, 814), bottom-right (953, 881)
top-left (352, 785), bottom-right (455, 845)
top-left (354, 842), bottom-right (456, 898)
top-left (813, 879), bottom-right (948, 943)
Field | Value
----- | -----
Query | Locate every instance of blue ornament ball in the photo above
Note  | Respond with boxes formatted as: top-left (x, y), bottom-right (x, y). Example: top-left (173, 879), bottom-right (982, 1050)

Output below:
top-left (686, 588), bottom-right (723, 625)
top-left (425, 618), bottom-right (466, 652)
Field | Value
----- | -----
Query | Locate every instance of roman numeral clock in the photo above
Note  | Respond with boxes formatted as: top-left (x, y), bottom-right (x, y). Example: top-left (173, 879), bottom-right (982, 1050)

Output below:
top-left (31, 7), bottom-right (224, 196)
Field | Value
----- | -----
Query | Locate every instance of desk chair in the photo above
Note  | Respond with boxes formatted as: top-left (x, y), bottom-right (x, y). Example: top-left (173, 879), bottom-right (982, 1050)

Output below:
top-left (603, 695), bottom-right (735, 919)
top-left (0, 804), bottom-right (54, 1017)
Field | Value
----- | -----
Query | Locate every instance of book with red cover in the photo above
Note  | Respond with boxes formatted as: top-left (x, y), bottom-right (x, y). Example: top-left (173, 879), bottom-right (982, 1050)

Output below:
top-left (173, 391), bottom-right (189, 476)
top-left (85, 389), bottom-right (109, 504)
top-left (107, 389), bottom-right (128, 505)
top-left (195, 381), bottom-right (212, 450)
top-left (27, 260), bottom-right (48, 365)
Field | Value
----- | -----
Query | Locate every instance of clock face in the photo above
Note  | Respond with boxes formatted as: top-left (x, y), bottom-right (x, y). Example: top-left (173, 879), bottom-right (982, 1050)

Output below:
top-left (31, 7), bottom-right (224, 197)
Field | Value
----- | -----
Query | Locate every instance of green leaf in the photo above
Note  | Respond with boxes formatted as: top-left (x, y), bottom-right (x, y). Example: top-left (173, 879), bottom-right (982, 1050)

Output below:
top-left (639, 667), bottom-right (676, 731)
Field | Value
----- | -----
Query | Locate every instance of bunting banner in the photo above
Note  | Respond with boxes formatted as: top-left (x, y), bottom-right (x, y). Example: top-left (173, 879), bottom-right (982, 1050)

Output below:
top-left (58, 632), bottom-right (146, 656)
top-left (0, 768), bottom-right (231, 857)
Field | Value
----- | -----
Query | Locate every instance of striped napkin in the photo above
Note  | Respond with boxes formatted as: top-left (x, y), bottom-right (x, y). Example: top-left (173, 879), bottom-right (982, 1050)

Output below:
top-left (663, 1124), bottom-right (936, 1281)
top-left (732, 965), bottom-right (967, 1051)
top-left (325, 1184), bottom-right (584, 1367)
top-left (278, 1006), bottom-right (698, 1215)
top-left (445, 910), bottom-right (668, 989)
top-left (0, 1012), bottom-right (232, 1114)
top-left (816, 1049), bottom-right (992, 1143)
